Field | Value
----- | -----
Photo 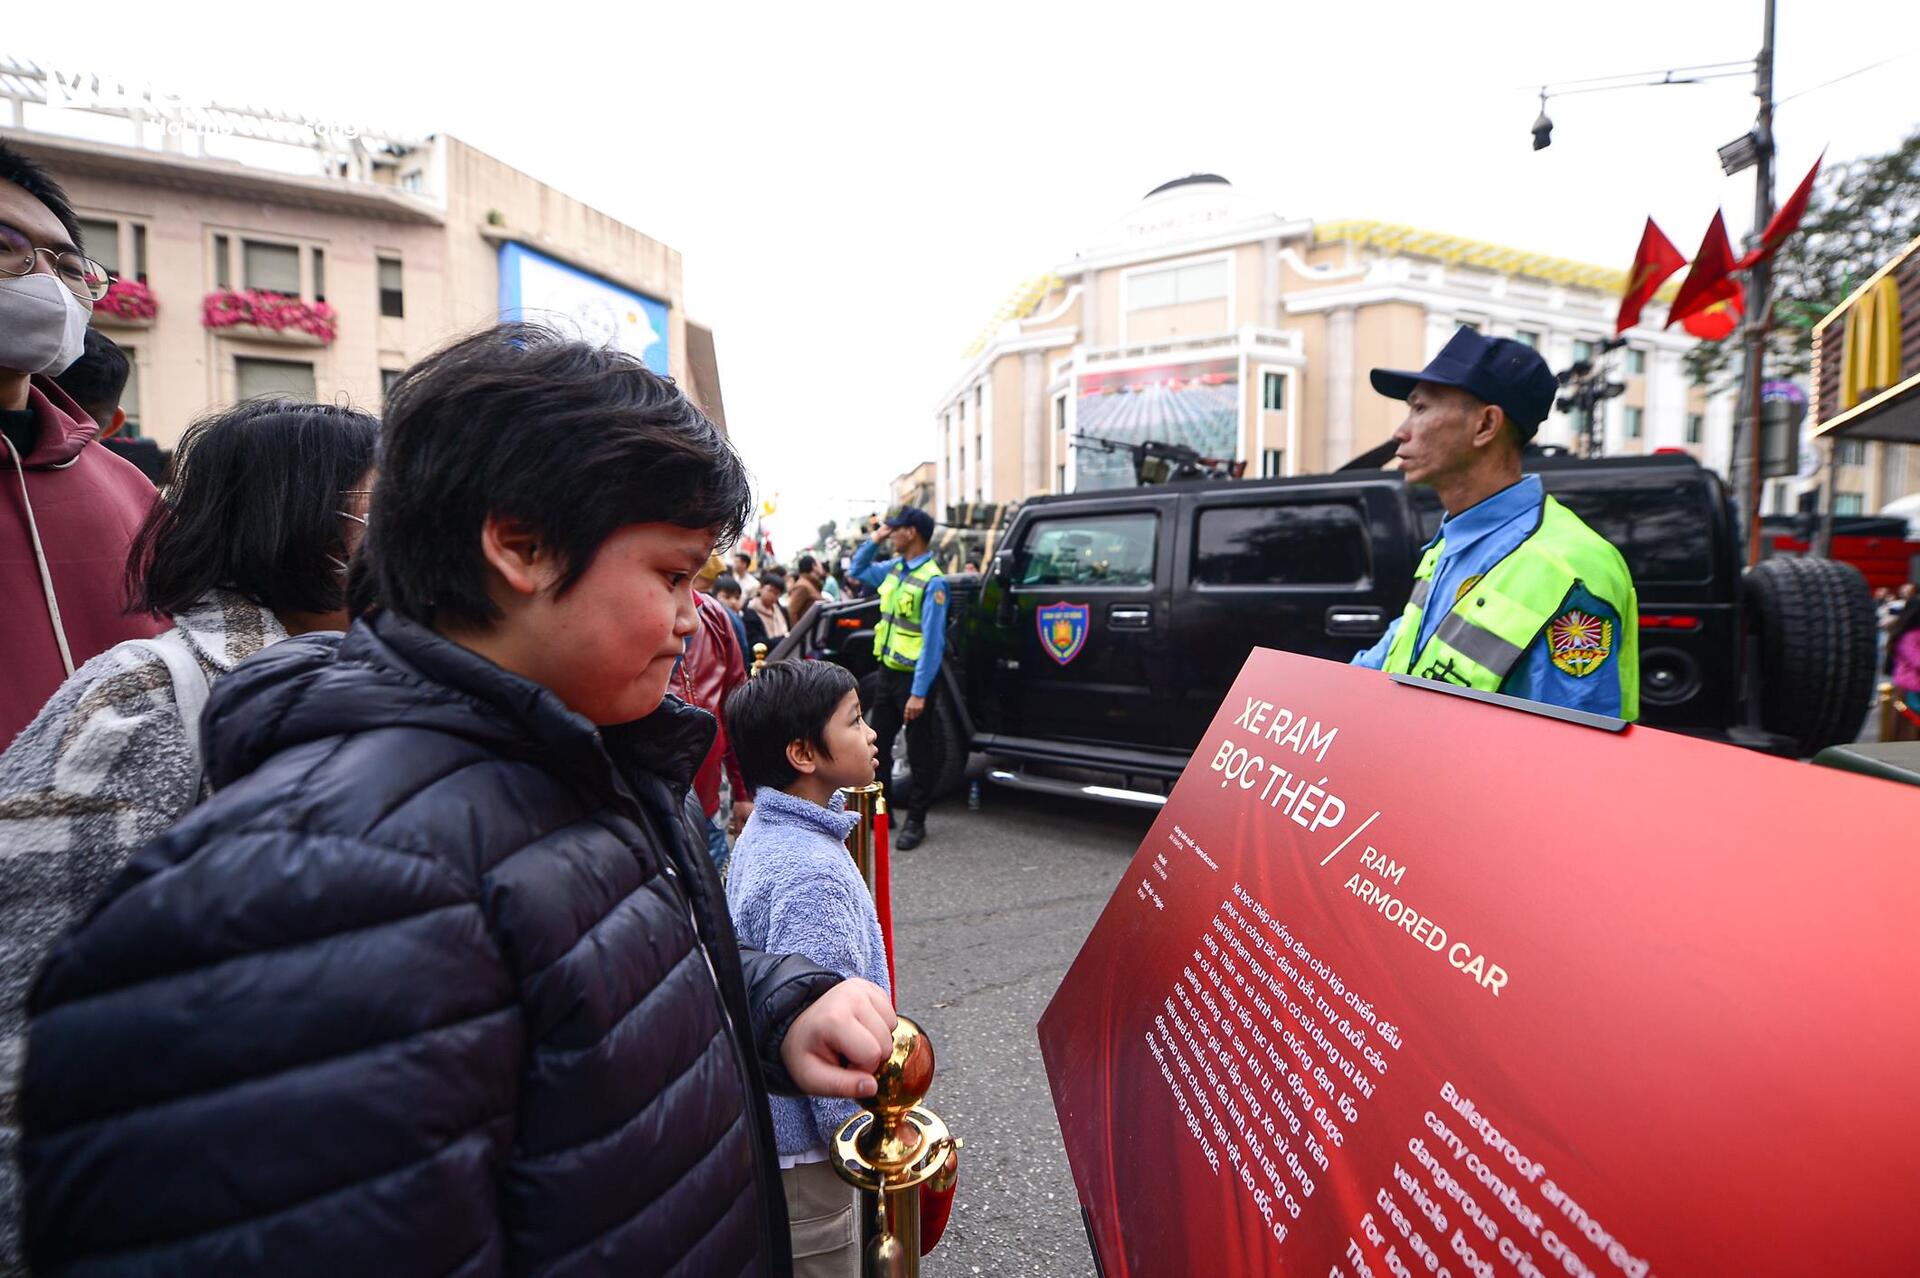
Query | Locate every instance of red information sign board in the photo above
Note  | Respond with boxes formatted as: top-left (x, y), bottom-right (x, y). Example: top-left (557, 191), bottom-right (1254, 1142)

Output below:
top-left (1039, 650), bottom-right (1920, 1277)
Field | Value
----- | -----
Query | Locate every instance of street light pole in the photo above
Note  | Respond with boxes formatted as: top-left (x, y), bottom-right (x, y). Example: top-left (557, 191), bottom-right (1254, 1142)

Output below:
top-left (1739, 0), bottom-right (1777, 566)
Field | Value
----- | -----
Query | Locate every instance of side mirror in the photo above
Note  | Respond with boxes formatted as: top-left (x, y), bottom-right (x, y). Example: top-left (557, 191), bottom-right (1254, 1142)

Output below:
top-left (989, 551), bottom-right (1015, 584)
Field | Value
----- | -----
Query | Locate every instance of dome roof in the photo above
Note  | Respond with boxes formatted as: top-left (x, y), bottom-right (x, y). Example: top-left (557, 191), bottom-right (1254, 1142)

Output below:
top-left (1143, 173), bottom-right (1231, 198)
top-left (1077, 173), bottom-right (1277, 260)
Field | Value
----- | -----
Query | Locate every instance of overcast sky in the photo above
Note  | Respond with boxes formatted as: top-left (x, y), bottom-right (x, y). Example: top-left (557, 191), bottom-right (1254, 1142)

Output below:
top-left (36, 0), bottom-right (1917, 552)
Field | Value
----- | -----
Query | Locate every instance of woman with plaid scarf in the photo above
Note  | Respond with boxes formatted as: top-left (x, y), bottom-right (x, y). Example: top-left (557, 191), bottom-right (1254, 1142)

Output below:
top-left (0, 398), bottom-right (377, 1271)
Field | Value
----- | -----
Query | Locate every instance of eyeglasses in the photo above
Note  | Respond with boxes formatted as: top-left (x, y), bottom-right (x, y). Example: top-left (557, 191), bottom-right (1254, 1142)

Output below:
top-left (0, 241), bottom-right (112, 303)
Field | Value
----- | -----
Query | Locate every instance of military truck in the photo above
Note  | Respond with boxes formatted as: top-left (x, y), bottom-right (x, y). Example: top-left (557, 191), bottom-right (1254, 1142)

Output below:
top-left (775, 453), bottom-right (1877, 807)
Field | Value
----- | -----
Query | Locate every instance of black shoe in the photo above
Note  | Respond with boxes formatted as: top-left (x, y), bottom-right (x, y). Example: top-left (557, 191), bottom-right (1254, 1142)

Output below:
top-left (895, 819), bottom-right (927, 851)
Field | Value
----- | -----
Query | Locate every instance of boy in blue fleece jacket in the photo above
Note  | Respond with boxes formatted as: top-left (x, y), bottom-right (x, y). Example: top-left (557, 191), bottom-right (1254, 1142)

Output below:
top-left (724, 660), bottom-right (891, 1277)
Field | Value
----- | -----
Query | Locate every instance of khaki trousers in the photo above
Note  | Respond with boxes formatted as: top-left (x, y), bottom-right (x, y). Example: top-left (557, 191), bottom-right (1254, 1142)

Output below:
top-left (782, 1159), bottom-right (861, 1278)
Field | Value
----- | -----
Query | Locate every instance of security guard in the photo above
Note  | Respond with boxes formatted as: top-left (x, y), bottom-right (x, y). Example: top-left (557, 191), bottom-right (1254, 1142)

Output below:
top-left (1353, 327), bottom-right (1640, 719)
top-left (850, 505), bottom-right (949, 848)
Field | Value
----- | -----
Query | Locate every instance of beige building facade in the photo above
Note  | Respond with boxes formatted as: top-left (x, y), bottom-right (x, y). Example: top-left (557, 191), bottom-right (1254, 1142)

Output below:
top-left (891, 460), bottom-right (936, 513)
top-left (935, 175), bottom-right (1732, 512)
top-left (2, 60), bottom-right (722, 447)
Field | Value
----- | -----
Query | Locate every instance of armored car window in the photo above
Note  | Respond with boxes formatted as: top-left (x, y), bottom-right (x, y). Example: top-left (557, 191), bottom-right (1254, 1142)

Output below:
top-left (1019, 514), bottom-right (1158, 587)
top-left (1194, 503), bottom-right (1370, 587)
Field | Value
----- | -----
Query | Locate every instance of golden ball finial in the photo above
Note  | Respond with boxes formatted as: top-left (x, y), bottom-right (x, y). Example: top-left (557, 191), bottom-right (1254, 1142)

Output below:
top-left (855, 1015), bottom-right (936, 1171)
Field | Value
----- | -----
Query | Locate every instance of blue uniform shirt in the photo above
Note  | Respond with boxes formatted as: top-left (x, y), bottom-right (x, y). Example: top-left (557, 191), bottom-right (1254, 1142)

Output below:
top-left (850, 541), bottom-right (948, 698)
top-left (1352, 475), bottom-right (1627, 716)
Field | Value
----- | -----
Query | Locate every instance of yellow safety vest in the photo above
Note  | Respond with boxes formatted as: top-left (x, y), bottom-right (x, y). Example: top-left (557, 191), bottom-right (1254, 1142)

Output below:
top-left (1382, 495), bottom-right (1640, 720)
top-left (874, 558), bottom-right (941, 673)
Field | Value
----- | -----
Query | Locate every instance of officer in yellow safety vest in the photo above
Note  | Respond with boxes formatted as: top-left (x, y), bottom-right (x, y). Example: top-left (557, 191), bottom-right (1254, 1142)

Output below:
top-left (1352, 327), bottom-right (1640, 719)
top-left (848, 505), bottom-right (949, 848)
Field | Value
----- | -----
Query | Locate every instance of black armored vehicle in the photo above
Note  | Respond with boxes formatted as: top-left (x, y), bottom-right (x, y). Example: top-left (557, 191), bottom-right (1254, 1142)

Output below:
top-left (775, 453), bottom-right (1876, 807)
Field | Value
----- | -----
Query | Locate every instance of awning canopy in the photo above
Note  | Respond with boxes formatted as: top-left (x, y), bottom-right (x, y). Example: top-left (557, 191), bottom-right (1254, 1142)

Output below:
top-left (1811, 235), bottom-right (1920, 444)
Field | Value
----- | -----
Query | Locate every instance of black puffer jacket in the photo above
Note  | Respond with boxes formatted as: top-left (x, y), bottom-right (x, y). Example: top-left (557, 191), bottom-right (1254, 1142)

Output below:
top-left (19, 611), bottom-right (840, 1277)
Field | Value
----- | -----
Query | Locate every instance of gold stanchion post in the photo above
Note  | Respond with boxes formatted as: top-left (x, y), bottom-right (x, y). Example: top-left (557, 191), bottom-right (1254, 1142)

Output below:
top-left (840, 782), bottom-right (884, 894)
top-left (832, 1015), bottom-right (960, 1277)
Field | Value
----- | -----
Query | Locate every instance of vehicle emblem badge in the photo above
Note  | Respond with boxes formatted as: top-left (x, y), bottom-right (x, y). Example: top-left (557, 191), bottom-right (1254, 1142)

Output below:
top-left (1037, 601), bottom-right (1091, 665)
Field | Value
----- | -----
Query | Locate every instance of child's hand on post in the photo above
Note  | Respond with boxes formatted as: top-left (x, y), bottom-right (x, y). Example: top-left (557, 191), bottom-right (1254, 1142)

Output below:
top-left (783, 978), bottom-right (896, 1098)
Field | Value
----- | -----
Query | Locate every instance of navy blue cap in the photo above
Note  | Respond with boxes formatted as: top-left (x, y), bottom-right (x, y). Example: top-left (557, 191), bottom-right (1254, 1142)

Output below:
top-left (1370, 327), bottom-right (1557, 442)
top-left (883, 505), bottom-right (935, 539)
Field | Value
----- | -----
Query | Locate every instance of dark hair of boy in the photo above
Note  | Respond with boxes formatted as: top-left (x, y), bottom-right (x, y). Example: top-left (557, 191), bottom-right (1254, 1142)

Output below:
top-left (796, 553), bottom-right (818, 575)
top-left (0, 139), bottom-right (84, 247)
top-left (369, 323), bottom-right (750, 627)
top-left (124, 399), bottom-right (379, 617)
top-left (52, 329), bottom-right (131, 429)
top-left (713, 574), bottom-right (742, 598)
top-left (723, 659), bottom-right (859, 793)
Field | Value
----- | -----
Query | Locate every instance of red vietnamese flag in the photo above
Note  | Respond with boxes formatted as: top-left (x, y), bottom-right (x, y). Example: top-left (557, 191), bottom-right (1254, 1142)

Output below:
top-left (1665, 210), bottom-right (1741, 330)
top-left (1681, 287), bottom-right (1743, 340)
top-left (1735, 151), bottom-right (1824, 270)
top-left (1615, 218), bottom-right (1686, 334)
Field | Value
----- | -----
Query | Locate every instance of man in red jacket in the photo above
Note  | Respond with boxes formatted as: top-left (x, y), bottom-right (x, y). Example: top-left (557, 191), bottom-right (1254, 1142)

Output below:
top-left (0, 141), bottom-right (161, 748)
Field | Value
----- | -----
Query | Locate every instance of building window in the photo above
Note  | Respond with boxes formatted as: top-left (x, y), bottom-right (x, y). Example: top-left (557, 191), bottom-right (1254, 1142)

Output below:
top-left (75, 216), bottom-right (148, 285)
top-left (1052, 393), bottom-right (1066, 433)
top-left (242, 240), bottom-right (301, 297)
top-left (119, 351), bottom-right (141, 437)
top-left (312, 247), bottom-right (326, 303)
top-left (1627, 348), bottom-right (1646, 375)
top-left (1126, 258), bottom-right (1229, 310)
top-left (1056, 463), bottom-right (1067, 493)
top-left (235, 356), bottom-right (317, 402)
top-left (1686, 413), bottom-right (1704, 444)
top-left (381, 368), bottom-right (402, 402)
top-left (1572, 339), bottom-right (1594, 363)
top-left (1833, 492), bottom-right (1865, 516)
top-left (1625, 407), bottom-right (1643, 439)
top-left (1515, 329), bottom-right (1541, 348)
top-left (1194, 503), bottom-right (1370, 587)
top-left (378, 257), bottom-right (404, 318)
top-left (1261, 372), bottom-right (1287, 412)
top-left (1836, 439), bottom-right (1867, 465)
top-left (213, 234), bottom-right (231, 289)
top-left (1261, 448), bottom-right (1284, 478)
top-left (76, 217), bottom-right (119, 277)
top-left (1457, 319), bottom-right (1483, 335)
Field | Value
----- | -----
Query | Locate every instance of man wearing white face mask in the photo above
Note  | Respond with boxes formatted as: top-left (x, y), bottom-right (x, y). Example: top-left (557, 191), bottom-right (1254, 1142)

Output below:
top-left (0, 141), bottom-right (164, 748)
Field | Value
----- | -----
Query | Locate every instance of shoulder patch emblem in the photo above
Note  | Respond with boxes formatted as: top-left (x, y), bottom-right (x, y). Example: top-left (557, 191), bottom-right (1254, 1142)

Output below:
top-left (931, 587), bottom-right (947, 606)
top-left (1546, 609), bottom-right (1613, 677)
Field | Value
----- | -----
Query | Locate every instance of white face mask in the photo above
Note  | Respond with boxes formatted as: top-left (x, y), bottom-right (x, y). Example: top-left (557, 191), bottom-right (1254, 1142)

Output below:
top-left (0, 272), bottom-right (92, 376)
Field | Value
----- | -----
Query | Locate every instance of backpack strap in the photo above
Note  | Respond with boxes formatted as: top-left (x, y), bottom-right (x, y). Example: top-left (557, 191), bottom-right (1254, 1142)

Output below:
top-left (130, 630), bottom-right (213, 775)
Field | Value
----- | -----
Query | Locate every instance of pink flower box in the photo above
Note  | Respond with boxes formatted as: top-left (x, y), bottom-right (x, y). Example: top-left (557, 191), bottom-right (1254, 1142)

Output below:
top-left (202, 288), bottom-right (338, 344)
top-left (95, 277), bottom-right (158, 324)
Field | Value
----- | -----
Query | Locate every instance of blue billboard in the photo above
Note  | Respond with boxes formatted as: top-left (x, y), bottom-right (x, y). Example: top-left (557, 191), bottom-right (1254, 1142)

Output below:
top-left (498, 242), bottom-right (669, 375)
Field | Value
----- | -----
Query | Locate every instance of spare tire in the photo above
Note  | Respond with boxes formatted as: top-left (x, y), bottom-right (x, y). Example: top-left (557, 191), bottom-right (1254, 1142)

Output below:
top-left (1743, 556), bottom-right (1877, 755)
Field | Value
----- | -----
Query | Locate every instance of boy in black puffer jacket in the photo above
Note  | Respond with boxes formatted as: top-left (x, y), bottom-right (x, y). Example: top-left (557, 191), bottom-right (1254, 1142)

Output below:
top-left (17, 325), bottom-right (897, 1278)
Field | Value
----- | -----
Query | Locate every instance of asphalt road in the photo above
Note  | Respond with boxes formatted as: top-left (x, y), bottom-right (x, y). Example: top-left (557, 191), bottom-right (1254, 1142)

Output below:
top-left (886, 779), bottom-right (1156, 1277)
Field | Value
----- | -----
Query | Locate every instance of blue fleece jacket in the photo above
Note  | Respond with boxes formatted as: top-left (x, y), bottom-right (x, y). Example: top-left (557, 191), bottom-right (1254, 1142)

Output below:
top-left (725, 786), bottom-right (892, 1157)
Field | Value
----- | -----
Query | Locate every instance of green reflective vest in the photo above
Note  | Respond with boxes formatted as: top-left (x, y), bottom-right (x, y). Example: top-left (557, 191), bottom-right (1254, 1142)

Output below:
top-left (874, 558), bottom-right (941, 672)
top-left (1382, 494), bottom-right (1640, 720)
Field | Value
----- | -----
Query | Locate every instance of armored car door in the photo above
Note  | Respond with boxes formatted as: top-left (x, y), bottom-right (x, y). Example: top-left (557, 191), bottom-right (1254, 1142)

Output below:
top-left (991, 503), bottom-right (1173, 749)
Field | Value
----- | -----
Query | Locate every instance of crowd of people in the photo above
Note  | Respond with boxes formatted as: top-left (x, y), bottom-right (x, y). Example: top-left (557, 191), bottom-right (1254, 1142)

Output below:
top-left (0, 140), bottom-right (922, 1278)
